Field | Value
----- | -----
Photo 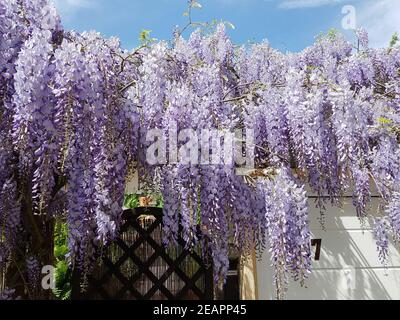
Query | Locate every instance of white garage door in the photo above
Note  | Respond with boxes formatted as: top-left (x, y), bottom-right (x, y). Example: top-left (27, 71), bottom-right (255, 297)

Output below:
top-left (256, 193), bottom-right (400, 300)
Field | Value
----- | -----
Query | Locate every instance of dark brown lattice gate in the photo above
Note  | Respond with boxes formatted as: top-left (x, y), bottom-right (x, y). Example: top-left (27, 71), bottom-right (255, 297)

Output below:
top-left (72, 207), bottom-right (214, 300)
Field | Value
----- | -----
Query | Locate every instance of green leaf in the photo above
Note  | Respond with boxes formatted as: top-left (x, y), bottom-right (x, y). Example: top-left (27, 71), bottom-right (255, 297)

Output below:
top-left (225, 21), bottom-right (235, 30)
top-left (390, 32), bottom-right (399, 48)
top-left (54, 244), bottom-right (69, 260)
top-left (139, 29), bottom-right (152, 43)
top-left (155, 194), bottom-right (164, 208)
top-left (55, 261), bottom-right (69, 278)
top-left (53, 260), bottom-right (72, 300)
top-left (378, 117), bottom-right (393, 125)
top-left (124, 193), bottom-right (141, 209)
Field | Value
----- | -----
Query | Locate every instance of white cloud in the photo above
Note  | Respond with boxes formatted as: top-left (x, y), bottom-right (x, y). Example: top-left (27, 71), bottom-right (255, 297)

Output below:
top-left (277, 0), bottom-right (399, 47)
top-left (279, 0), bottom-right (346, 9)
top-left (357, 0), bottom-right (400, 48)
top-left (52, 0), bottom-right (94, 13)
top-left (52, 0), bottom-right (95, 22)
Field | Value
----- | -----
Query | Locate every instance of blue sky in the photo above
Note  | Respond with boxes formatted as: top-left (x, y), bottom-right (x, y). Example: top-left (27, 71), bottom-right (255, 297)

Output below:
top-left (53, 0), bottom-right (400, 52)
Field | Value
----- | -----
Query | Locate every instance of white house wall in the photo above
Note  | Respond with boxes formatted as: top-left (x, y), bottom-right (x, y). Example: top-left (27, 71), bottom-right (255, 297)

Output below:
top-left (256, 197), bottom-right (400, 300)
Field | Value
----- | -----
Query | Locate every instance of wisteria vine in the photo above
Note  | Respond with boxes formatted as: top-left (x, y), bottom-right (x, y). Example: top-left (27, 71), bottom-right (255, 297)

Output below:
top-left (0, 0), bottom-right (399, 299)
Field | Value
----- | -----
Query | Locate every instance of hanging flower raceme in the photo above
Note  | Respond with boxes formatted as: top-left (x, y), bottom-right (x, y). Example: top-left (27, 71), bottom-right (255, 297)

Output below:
top-left (13, 28), bottom-right (59, 215)
top-left (0, 287), bottom-right (19, 300)
top-left (386, 192), bottom-right (400, 242)
top-left (0, 178), bottom-right (21, 262)
top-left (52, 36), bottom-right (100, 268)
top-left (26, 256), bottom-right (41, 296)
top-left (261, 168), bottom-right (311, 300)
top-left (329, 87), bottom-right (374, 217)
top-left (370, 136), bottom-right (400, 199)
top-left (356, 28), bottom-right (369, 50)
top-left (372, 217), bottom-right (390, 266)
top-left (52, 32), bottom-right (140, 270)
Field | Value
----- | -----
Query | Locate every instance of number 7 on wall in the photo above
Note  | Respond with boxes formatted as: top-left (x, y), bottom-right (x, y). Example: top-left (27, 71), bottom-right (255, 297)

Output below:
top-left (311, 239), bottom-right (322, 261)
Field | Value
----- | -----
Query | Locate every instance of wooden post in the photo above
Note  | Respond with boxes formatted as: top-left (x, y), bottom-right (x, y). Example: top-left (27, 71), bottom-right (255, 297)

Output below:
top-left (239, 249), bottom-right (259, 300)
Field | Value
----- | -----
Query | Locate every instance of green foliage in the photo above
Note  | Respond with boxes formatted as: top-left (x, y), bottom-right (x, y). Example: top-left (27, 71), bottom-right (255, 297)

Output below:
top-left (378, 117), bottom-right (393, 125)
top-left (155, 194), bottom-right (164, 208)
top-left (139, 29), bottom-right (156, 46)
top-left (52, 222), bottom-right (72, 300)
top-left (124, 193), bottom-right (140, 209)
top-left (327, 28), bottom-right (339, 40)
top-left (54, 243), bottom-right (68, 260)
top-left (390, 32), bottom-right (399, 48)
top-left (378, 117), bottom-right (400, 141)
top-left (124, 193), bottom-right (164, 209)
top-left (53, 260), bottom-right (72, 300)
top-left (225, 21), bottom-right (235, 30)
top-left (139, 29), bottom-right (151, 42)
top-left (54, 223), bottom-right (68, 258)
top-left (317, 28), bottom-right (339, 42)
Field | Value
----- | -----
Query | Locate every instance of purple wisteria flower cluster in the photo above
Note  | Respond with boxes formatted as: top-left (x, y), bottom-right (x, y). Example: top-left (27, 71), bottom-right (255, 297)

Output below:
top-left (0, 0), bottom-right (399, 299)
